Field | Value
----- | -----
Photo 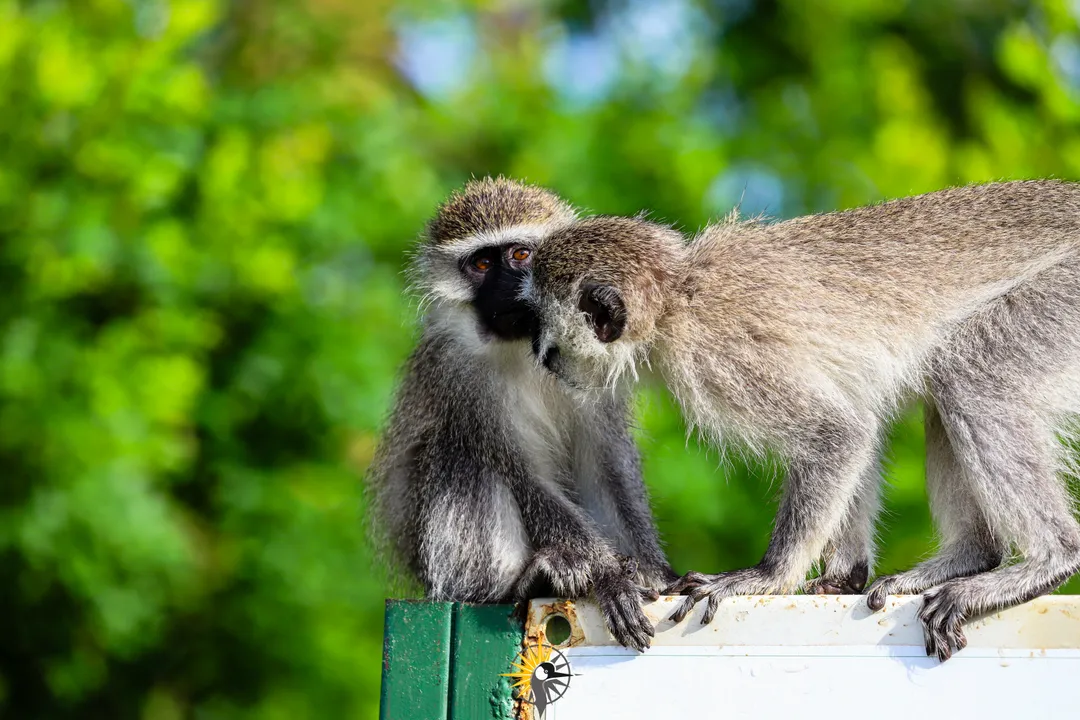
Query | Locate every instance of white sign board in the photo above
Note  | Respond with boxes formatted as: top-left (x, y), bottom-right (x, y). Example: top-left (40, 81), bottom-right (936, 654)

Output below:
top-left (524, 595), bottom-right (1080, 720)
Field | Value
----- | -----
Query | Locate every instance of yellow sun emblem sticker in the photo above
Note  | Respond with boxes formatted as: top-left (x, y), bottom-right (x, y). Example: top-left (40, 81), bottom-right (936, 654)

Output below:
top-left (502, 643), bottom-right (572, 719)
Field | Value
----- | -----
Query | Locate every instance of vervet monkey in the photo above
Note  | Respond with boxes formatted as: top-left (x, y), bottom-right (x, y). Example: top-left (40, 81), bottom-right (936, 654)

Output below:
top-left (528, 180), bottom-right (1080, 661)
top-left (366, 178), bottom-right (676, 651)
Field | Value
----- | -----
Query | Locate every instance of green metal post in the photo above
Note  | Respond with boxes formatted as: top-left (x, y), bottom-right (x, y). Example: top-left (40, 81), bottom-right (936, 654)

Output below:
top-left (380, 600), bottom-right (454, 720)
top-left (448, 604), bottom-right (523, 720)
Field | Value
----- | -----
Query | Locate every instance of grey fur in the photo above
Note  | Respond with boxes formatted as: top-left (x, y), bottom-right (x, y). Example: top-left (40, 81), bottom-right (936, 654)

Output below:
top-left (366, 178), bottom-right (675, 651)
top-left (528, 180), bottom-right (1080, 661)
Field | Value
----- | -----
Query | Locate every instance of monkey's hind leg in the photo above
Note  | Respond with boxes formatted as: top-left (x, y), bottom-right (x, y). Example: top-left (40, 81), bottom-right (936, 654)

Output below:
top-left (805, 457), bottom-right (882, 595)
top-left (911, 257), bottom-right (1080, 660)
top-left (866, 403), bottom-right (1008, 610)
top-left (914, 387), bottom-right (1080, 661)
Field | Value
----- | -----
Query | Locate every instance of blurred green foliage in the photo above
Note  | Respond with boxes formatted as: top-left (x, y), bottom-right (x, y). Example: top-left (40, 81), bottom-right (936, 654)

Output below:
top-left (3, 0), bottom-right (1080, 716)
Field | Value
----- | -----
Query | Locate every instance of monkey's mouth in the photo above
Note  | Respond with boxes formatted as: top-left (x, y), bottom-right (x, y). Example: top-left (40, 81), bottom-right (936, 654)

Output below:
top-left (539, 346), bottom-right (560, 373)
top-left (529, 332), bottom-right (560, 374)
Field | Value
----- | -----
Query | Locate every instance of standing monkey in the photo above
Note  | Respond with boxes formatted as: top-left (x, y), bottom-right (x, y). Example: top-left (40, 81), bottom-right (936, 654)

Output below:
top-left (366, 178), bottom-right (675, 651)
top-left (527, 180), bottom-right (1080, 660)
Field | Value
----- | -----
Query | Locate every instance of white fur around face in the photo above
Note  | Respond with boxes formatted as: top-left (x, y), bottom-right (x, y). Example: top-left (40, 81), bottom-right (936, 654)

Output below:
top-left (530, 286), bottom-right (647, 396)
top-left (412, 222), bottom-right (571, 308)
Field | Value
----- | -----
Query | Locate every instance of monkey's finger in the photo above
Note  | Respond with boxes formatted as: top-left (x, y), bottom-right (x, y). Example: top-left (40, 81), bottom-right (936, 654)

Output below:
top-left (865, 580), bottom-right (895, 612)
top-left (598, 592), bottom-right (629, 635)
top-left (617, 613), bottom-right (650, 653)
top-left (602, 599), bottom-right (637, 650)
top-left (701, 592), bottom-right (721, 625)
top-left (639, 587), bottom-right (660, 603)
top-left (669, 595), bottom-right (697, 624)
top-left (934, 632), bottom-right (953, 663)
top-left (952, 628), bottom-right (968, 654)
top-left (661, 573), bottom-right (695, 595)
top-left (631, 622), bottom-right (653, 652)
top-left (611, 588), bottom-right (654, 650)
top-left (924, 621), bottom-right (951, 662)
top-left (662, 571), bottom-right (708, 595)
top-left (626, 596), bottom-right (656, 640)
top-left (916, 592), bottom-right (944, 625)
top-left (622, 604), bottom-right (654, 652)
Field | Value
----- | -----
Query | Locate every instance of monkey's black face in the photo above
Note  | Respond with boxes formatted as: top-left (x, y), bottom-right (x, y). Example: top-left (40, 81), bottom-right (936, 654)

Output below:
top-left (461, 243), bottom-right (539, 340)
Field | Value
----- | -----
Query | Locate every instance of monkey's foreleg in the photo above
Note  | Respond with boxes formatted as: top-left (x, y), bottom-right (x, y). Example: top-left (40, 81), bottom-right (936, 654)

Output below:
top-left (666, 416), bottom-right (880, 624)
top-left (512, 480), bottom-right (659, 652)
top-left (595, 420), bottom-right (679, 589)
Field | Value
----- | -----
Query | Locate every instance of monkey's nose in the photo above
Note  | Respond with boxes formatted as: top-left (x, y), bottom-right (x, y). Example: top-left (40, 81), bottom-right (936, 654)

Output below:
top-left (541, 346), bottom-right (560, 373)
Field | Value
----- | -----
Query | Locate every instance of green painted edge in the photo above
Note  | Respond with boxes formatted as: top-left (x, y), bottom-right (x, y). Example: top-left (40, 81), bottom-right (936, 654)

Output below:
top-left (448, 604), bottom-right (524, 720)
top-left (380, 600), bottom-right (454, 720)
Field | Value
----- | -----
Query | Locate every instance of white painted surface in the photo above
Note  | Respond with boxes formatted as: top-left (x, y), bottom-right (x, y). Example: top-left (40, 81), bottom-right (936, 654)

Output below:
top-left (526, 595), bottom-right (1080, 720)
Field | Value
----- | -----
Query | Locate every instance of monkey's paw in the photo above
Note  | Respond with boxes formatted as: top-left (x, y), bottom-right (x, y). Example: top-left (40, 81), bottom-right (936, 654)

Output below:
top-left (594, 558), bottom-right (657, 652)
top-left (805, 562), bottom-right (869, 596)
top-left (515, 546), bottom-right (594, 601)
top-left (804, 575), bottom-right (863, 595)
top-left (663, 567), bottom-right (775, 625)
top-left (633, 559), bottom-right (681, 593)
top-left (865, 575), bottom-right (903, 611)
top-left (866, 570), bottom-right (931, 611)
top-left (918, 582), bottom-right (969, 662)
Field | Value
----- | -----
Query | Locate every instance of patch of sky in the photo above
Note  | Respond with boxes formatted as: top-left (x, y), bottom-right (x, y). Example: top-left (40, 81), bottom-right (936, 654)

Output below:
top-left (608, 0), bottom-right (711, 79)
top-left (706, 164), bottom-right (787, 219)
top-left (394, 14), bottom-right (477, 100)
top-left (542, 28), bottom-right (621, 107)
top-left (1051, 34), bottom-right (1080, 91)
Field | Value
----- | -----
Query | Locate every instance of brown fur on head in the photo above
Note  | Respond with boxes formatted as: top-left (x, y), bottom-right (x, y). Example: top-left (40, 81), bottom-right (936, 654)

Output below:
top-left (411, 177), bottom-right (577, 307)
top-left (529, 215), bottom-right (687, 390)
top-left (426, 177), bottom-right (576, 246)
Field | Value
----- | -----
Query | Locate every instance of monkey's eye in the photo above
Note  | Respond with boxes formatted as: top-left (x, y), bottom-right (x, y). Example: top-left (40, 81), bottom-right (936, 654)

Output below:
top-left (507, 246), bottom-right (532, 269)
top-left (472, 256), bottom-right (493, 272)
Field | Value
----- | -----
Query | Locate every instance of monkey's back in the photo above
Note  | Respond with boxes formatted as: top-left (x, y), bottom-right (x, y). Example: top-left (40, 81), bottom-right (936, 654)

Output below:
top-left (669, 180), bottom-right (1080, 423)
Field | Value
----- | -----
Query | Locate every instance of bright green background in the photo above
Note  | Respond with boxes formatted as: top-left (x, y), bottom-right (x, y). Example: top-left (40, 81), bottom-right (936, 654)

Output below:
top-left (3, 0), bottom-right (1080, 717)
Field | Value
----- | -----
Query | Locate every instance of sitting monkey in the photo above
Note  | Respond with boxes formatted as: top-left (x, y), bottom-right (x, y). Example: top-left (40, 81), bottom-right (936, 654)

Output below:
top-left (367, 178), bottom-right (676, 651)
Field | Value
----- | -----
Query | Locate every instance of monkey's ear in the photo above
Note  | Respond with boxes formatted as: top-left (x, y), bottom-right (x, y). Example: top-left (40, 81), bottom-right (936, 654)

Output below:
top-left (579, 283), bottom-right (626, 343)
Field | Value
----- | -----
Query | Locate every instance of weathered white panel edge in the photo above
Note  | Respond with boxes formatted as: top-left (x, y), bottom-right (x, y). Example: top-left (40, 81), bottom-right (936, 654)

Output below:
top-left (525, 594), bottom-right (1080, 650)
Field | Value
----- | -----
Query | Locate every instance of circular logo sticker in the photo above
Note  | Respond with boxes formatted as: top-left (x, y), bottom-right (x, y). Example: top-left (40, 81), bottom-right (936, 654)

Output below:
top-left (502, 643), bottom-right (573, 719)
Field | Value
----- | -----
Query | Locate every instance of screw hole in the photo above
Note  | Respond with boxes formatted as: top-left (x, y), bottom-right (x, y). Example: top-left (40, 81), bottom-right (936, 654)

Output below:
top-left (544, 614), bottom-right (572, 646)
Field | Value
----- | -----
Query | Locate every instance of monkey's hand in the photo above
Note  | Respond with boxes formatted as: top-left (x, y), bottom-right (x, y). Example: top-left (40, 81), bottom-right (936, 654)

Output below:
top-left (803, 561), bottom-right (870, 595)
top-left (514, 546), bottom-right (595, 600)
top-left (917, 582), bottom-right (970, 662)
top-left (516, 550), bottom-right (656, 652)
top-left (663, 566), bottom-right (779, 625)
top-left (593, 556), bottom-right (658, 653)
top-left (633, 558), bottom-right (681, 592)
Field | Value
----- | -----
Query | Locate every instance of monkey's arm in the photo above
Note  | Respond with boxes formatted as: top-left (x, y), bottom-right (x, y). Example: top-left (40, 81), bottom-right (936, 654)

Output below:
top-left (594, 407), bottom-right (678, 589)
top-left (509, 474), bottom-right (659, 652)
top-left (401, 428), bottom-right (657, 651)
top-left (666, 401), bottom-right (881, 625)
